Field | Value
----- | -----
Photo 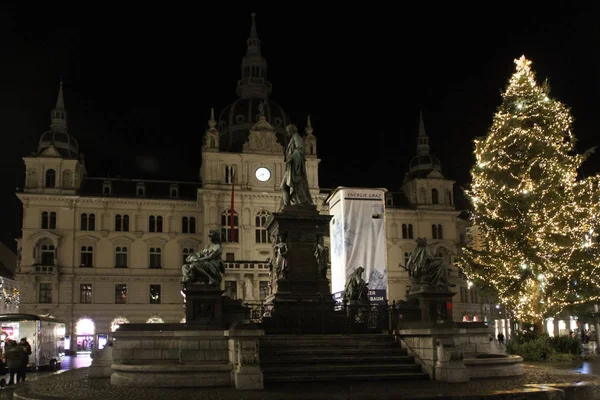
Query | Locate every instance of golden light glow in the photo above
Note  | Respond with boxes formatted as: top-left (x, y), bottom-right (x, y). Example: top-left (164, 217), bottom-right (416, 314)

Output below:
top-left (458, 56), bottom-right (600, 323)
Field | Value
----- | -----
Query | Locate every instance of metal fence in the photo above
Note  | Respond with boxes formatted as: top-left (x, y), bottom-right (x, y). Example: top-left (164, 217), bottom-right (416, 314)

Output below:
top-left (246, 300), bottom-right (412, 335)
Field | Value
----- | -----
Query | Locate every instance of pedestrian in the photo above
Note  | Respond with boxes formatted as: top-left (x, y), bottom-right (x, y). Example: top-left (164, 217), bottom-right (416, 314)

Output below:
top-left (18, 338), bottom-right (31, 381)
top-left (497, 332), bottom-right (505, 345)
top-left (4, 340), bottom-right (26, 384)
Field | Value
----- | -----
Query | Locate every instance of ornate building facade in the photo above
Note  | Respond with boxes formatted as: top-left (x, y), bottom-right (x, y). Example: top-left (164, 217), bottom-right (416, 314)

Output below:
top-left (15, 15), bottom-right (479, 352)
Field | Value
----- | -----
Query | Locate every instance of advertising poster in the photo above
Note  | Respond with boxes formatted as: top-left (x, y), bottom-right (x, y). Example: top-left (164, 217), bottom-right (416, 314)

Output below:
top-left (327, 187), bottom-right (388, 304)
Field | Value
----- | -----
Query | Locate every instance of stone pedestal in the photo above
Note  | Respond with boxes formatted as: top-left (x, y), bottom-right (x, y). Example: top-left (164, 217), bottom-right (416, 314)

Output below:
top-left (183, 284), bottom-right (224, 329)
top-left (263, 204), bottom-right (336, 333)
top-left (89, 342), bottom-right (114, 378)
top-left (397, 323), bottom-right (523, 382)
top-left (228, 321), bottom-right (265, 390)
top-left (406, 287), bottom-right (455, 323)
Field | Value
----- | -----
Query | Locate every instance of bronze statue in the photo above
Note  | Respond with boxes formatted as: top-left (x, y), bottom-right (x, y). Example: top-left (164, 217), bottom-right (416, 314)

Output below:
top-left (273, 234), bottom-right (288, 280)
top-left (181, 229), bottom-right (225, 286)
top-left (405, 238), bottom-right (454, 289)
top-left (267, 234), bottom-right (288, 295)
top-left (343, 266), bottom-right (369, 304)
top-left (280, 124), bottom-right (313, 206)
top-left (314, 236), bottom-right (329, 279)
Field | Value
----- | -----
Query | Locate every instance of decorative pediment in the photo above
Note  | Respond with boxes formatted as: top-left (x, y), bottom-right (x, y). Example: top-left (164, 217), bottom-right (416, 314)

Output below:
top-left (77, 234), bottom-right (100, 245)
top-left (243, 116), bottom-right (283, 155)
top-left (39, 146), bottom-right (61, 158)
top-left (28, 231), bottom-right (61, 244)
top-left (143, 236), bottom-right (168, 247)
top-left (109, 235), bottom-right (134, 246)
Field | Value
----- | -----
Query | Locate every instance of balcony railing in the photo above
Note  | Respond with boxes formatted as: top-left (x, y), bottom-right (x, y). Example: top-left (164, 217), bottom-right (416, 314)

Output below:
top-left (33, 264), bottom-right (56, 274)
top-left (224, 261), bottom-right (269, 271)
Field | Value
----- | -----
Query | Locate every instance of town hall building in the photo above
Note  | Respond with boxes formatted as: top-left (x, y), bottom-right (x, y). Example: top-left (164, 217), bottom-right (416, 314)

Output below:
top-left (15, 15), bottom-right (482, 352)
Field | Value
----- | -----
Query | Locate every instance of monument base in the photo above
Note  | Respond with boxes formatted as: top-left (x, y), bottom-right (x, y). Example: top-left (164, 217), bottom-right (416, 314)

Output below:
top-left (263, 291), bottom-right (339, 334)
top-left (110, 322), bottom-right (264, 389)
top-left (182, 283), bottom-right (248, 329)
top-left (264, 203), bottom-right (335, 334)
top-left (406, 286), bottom-right (455, 323)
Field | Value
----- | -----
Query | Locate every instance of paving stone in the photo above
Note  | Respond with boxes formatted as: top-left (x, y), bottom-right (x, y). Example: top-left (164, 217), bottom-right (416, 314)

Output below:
top-left (9, 363), bottom-right (600, 400)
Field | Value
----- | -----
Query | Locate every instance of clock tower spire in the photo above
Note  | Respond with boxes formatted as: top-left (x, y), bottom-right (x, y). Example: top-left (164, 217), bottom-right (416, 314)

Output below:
top-left (236, 13), bottom-right (272, 99)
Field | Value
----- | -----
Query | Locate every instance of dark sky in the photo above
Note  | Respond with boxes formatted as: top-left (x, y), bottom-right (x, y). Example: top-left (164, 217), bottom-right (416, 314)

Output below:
top-left (2, 4), bottom-right (600, 244)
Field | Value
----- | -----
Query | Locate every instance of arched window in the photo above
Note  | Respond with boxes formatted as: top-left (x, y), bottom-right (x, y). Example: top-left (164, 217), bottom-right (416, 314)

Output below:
top-left (432, 188), bottom-right (439, 204)
top-left (81, 213), bottom-right (95, 231)
top-left (42, 211), bottom-right (57, 229)
top-left (432, 224), bottom-right (438, 239)
top-left (437, 224), bottom-right (443, 239)
top-left (402, 224), bottom-right (408, 239)
top-left (408, 224), bottom-right (414, 239)
top-left (115, 247), bottom-right (128, 268)
top-left (182, 216), bottom-right (196, 234)
top-left (80, 246), bottom-right (93, 267)
top-left (149, 215), bottom-right (163, 232)
top-left (149, 248), bottom-right (161, 268)
top-left (40, 244), bottom-right (55, 265)
top-left (115, 214), bottom-right (130, 231)
top-left (255, 210), bottom-right (270, 243)
top-left (42, 211), bottom-right (49, 229)
top-left (45, 169), bottom-right (56, 188)
top-left (110, 317), bottom-right (129, 332)
top-left (221, 209), bottom-right (239, 243)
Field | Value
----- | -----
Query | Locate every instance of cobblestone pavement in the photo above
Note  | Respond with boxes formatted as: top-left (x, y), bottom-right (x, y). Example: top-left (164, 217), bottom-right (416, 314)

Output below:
top-left (9, 363), bottom-right (600, 400)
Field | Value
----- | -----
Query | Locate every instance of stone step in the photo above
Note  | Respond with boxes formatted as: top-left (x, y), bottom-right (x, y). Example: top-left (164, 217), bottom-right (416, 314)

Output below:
top-left (261, 347), bottom-right (407, 356)
top-left (261, 334), bottom-right (394, 342)
top-left (264, 371), bottom-right (430, 382)
top-left (261, 354), bottom-right (415, 364)
top-left (261, 340), bottom-right (398, 348)
top-left (261, 363), bottom-right (422, 373)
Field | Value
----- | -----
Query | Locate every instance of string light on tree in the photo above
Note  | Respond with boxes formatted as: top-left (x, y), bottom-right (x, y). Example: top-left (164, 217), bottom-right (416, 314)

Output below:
top-left (458, 56), bottom-right (600, 325)
top-left (0, 278), bottom-right (19, 307)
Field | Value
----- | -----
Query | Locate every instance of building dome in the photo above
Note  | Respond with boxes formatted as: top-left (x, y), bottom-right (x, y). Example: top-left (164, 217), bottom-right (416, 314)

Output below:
top-left (36, 81), bottom-right (79, 158)
top-left (218, 98), bottom-right (290, 152)
top-left (38, 129), bottom-right (79, 157)
top-left (408, 154), bottom-right (442, 178)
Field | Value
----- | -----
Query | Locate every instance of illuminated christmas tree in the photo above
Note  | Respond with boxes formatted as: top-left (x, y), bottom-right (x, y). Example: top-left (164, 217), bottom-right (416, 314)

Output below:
top-left (459, 56), bottom-right (600, 325)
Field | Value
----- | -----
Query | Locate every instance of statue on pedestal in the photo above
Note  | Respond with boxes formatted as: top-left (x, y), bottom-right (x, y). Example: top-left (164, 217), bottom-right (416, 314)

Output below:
top-left (405, 238), bottom-right (454, 289)
top-left (314, 236), bottom-right (330, 279)
top-left (181, 230), bottom-right (225, 286)
top-left (343, 266), bottom-right (369, 304)
top-left (280, 124), bottom-right (313, 206)
top-left (267, 234), bottom-right (288, 294)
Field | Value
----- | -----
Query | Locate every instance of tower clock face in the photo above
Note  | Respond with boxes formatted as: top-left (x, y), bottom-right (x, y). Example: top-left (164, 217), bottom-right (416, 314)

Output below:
top-left (255, 167), bottom-right (271, 182)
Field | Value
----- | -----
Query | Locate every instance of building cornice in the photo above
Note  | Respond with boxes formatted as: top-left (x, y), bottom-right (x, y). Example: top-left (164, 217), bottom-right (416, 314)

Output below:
top-left (17, 193), bottom-right (199, 209)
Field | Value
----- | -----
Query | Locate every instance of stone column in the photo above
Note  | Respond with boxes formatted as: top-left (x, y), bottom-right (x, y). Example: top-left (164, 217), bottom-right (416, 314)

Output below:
top-left (228, 321), bottom-right (264, 390)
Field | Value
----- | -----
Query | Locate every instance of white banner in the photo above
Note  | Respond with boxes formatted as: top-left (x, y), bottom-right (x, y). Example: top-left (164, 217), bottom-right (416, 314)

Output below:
top-left (327, 187), bottom-right (388, 304)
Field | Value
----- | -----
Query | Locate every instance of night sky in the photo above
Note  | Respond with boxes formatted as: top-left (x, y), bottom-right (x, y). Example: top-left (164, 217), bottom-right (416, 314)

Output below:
top-left (1, 4), bottom-right (599, 246)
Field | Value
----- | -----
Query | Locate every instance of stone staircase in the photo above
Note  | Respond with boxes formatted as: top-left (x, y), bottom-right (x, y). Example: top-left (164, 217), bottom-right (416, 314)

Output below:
top-left (260, 333), bottom-right (429, 383)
